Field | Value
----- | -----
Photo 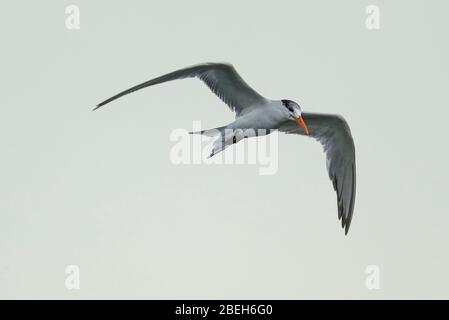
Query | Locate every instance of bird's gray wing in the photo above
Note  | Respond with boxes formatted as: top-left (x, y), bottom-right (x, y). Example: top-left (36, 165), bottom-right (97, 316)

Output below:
top-left (94, 62), bottom-right (267, 115)
top-left (278, 112), bottom-right (356, 234)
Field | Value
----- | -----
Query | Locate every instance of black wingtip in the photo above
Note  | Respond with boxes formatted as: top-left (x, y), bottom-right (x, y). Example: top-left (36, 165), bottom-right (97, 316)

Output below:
top-left (342, 215), bottom-right (352, 235)
top-left (92, 104), bottom-right (102, 111)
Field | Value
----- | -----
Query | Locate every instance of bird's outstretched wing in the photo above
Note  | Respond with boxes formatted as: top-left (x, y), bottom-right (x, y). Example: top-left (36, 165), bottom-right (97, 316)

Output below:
top-left (279, 113), bottom-right (356, 234)
top-left (94, 62), bottom-right (267, 115)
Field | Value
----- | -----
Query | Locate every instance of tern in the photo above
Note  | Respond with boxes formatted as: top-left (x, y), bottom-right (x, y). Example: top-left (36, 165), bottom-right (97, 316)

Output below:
top-left (95, 63), bottom-right (356, 234)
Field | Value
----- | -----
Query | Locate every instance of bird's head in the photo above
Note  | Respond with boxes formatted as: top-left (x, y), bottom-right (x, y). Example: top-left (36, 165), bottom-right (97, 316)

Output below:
top-left (281, 99), bottom-right (309, 135)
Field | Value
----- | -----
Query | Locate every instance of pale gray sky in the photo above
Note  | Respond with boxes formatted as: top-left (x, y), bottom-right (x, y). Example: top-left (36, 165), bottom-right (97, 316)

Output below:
top-left (1, 0), bottom-right (448, 299)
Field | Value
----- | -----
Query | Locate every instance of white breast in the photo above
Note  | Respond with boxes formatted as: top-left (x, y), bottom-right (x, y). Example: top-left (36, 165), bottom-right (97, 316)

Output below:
top-left (228, 101), bottom-right (286, 130)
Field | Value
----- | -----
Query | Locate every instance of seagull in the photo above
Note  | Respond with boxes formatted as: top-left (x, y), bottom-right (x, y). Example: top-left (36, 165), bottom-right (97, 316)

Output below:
top-left (94, 62), bottom-right (356, 234)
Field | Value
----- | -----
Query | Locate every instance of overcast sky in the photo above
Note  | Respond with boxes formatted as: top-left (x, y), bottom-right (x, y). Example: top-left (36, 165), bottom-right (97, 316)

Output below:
top-left (1, 0), bottom-right (448, 298)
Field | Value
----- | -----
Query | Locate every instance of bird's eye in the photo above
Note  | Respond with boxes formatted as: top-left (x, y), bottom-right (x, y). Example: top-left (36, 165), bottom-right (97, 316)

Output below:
top-left (288, 107), bottom-right (294, 113)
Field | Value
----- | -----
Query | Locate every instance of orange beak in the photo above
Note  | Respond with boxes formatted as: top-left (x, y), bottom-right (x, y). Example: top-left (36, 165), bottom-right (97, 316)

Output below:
top-left (293, 116), bottom-right (309, 135)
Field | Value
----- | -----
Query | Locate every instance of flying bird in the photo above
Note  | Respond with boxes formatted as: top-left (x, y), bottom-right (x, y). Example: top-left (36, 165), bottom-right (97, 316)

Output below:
top-left (95, 63), bottom-right (356, 234)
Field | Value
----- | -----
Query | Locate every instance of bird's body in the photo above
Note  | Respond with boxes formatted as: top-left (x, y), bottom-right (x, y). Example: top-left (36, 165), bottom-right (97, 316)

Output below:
top-left (95, 62), bottom-right (356, 234)
top-left (229, 102), bottom-right (284, 130)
